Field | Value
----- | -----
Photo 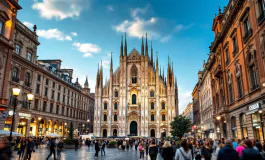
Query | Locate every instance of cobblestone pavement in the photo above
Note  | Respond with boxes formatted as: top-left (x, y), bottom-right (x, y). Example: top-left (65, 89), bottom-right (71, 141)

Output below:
top-left (12, 145), bottom-right (217, 160)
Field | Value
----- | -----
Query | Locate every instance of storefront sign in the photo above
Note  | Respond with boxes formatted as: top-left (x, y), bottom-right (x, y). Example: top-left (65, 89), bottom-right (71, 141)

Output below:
top-left (18, 113), bottom-right (31, 118)
top-left (1, 112), bottom-right (7, 118)
top-left (248, 103), bottom-right (260, 111)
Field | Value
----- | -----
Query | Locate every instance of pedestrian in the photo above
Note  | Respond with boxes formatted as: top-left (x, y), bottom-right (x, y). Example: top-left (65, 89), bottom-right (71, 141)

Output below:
top-left (18, 138), bottom-right (26, 160)
top-left (162, 141), bottom-right (174, 160)
top-left (145, 140), bottom-right (149, 156)
top-left (251, 139), bottom-right (259, 151)
top-left (193, 140), bottom-right (202, 160)
top-left (122, 140), bottom-right (126, 151)
top-left (26, 137), bottom-right (35, 160)
top-left (188, 139), bottom-right (194, 160)
top-left (232, 138), bottom-right (238, 150)
top-left (135, 139), bottom-right (138, 151)
top-left (174, 139), bottom-right (192, 160)
top-left (74, 138), bottom-right (79, 151)
top-left (201, 139), bottom-right (213, 160)
top-left (100, 140), bottom-right (105, 156)
top-left (217, 139), bottom-right (238, 160)
top-left (241, 139), bottom-right (262, 160)
top-left (57, 139), bottom-right (64, 159)
top-left (172, 141), bottom-right (177, 156)
top-left (94, 139), bottom-right (100, 158)
top-left (0, 139), bottom-right (11, 160)
top-left (236, 141), bottom-right (245, 157)
top-left (215, 141), bottom-right (224, 156)
top-left (149, 140), bottom-right (158, 160)
top-left (138, 142), bottom-right (145, 159)
top-left (46, 138), bottom-right (56, 160)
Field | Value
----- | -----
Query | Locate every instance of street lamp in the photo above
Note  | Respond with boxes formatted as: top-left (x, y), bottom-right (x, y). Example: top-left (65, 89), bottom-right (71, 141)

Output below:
top-left (87, 119), bottom-right (90, 134)
top-left (216, 116), bottom-right (221, 120)
top-left (9, 88), bottom-right (34, 143)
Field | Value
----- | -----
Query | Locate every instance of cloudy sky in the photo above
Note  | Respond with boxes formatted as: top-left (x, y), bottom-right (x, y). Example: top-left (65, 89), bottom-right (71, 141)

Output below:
top-left (17, 0), bottom-right (228, 114)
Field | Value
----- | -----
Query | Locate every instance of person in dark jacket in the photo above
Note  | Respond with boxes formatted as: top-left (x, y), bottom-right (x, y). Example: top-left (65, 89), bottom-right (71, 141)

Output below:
top-left (149, 140), bottom-right (158, 160)
top-left (161, 141), bottom-right (174, 160)
top-left (46, 138), bottom-right (56, 160)
top-left (0, 139), bottom-right (11, 160)
top-left (241, 139), bottom-right (262, 160)
top-left (74, 138), bottom-right (79, 151)
top-left (201, 139), bottom-right (213, 160)
top-left (26, 137), bottom-right (35, 160)
top-left (94, 140), bottom-right (100, 158)
top-left (217, 139), bottom-right (238, 160)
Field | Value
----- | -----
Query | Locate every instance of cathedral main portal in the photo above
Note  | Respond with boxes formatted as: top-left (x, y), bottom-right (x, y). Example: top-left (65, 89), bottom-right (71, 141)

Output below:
top-left (130, 121), bottom-right (137, 136)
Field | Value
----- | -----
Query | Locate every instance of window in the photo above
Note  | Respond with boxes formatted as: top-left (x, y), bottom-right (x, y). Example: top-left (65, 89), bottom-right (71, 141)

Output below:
top-left (104, 103), bottom-right (107, 110)
top-left (51, 90), bottom-right (54, 99)
top-left (34, 99), bottom-right (39, 110)
top-left (232, 35), bottom-right (238, 55)
top-left (231, 116), bottom-right (237, 138)
top-left (46, 79), bottom-right (49, 85)
top-left (25, 73), bottom-right (31, 87)
top-left (57, 93), bottom-right (60, 101)
top-left (56, 105), bottom-right (59, 114)
top-left (161, 102), bottom-right (165, 109)
top-left (225, 48), bottom-right (230, 64)
top-left (52, 82), bottom-right (55, 88)
top-left (44, 87), bottom-right (48, 97)
top-left (236, 77), bottom-right (243, 98)
top-left (62, 106), bottom-right (64, 115)
top-left (12, 67), bottom-right (19, 82)
top-left (240, 113), bottom-right (248, 138)
top-left (162, 114), bottom-right (166, 121)
top-left (104, 114), bottom-right (107, 121)
top-left (229, 84), bottom-right (234, 103)
top-left (250, 65), bottom-right (259, 90)
top-left (243, 18), bottom-right (252, 42)
top-left (27, 52), bottom-right (32, 62)
top-left (132, 94), bottom-right (136, 104)
top-left (150, 91), bottom-right (154, 97)
top-left (0, 21), bottom-right (3, 35)
top-left (58, 85), bottom-right (61, 91)
top-left (114, 114), bottom-right (117, 121)
top-left (36, 84), bottom-right (40, 94)
top-left (151, 102), bottom-right (154, 110)
top-left (131, 65), bottom-right (138, 83)
top-left (66, 108), bottom-right (69, 116)
top-left (63, 95), bottom-right (65, 103)
top-left (114, 102), bottom-right (118, 110)
top-left (258, 0), bottom-right (265, 24)
top-left (50, 103), bottom-right (53, 113)
top-left (15, 44), bottom-right (21, 55)
top-left (43, 101), bottom-right (47, 112)
top-left (151, 114), bottom-right (155, 121)
top-left (115, 91), bottom-right (118, 97)
top-left (37, 74), bottom-right (41, 81)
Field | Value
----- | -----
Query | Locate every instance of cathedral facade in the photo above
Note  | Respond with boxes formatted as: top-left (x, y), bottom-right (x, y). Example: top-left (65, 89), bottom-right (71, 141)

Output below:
top-left (94, 34), bottom-right (178, 138)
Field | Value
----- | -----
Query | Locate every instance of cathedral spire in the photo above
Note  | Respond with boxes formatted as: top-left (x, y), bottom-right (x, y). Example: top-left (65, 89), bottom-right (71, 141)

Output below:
top-left (151, 41), bottom-right (153, 65)
top-left (100, 60), bottom-right (103, 87)
top-left (156, 51), bottom-right (159, 72)
top-left (160, 65), bottom-right (161, 78)
top-left (145, 33), bottom-right (148, 58)
top-left (163, 67), bottom-right (164, 80)
top-left (120, 36), bottom-right (123, 57)
top-left (171, 62), bottom-right (174, 86)
top-left (84, 76), bottom-right (89, 88)
top-left (110, 52), bottom-right (113, 71)
top-left (124, 32), bottom-right (127, 57)
top-left (141, 36), bottom-right (144, 56)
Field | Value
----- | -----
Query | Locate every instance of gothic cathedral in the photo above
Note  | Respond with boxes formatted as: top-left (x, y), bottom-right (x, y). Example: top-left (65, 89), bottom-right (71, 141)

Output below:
top-left (94, 33), bottom-right (179, 138)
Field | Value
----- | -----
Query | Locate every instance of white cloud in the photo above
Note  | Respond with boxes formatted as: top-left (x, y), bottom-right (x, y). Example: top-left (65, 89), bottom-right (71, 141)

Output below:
top-left (32, 0), bottom-right (88, 20)
top-left (160, 24), bottom-right (194, 43)
top-left (178, 89), bottom-right (192, 114)
top-left (83, 53), bottom-right (92, 57)
top-left (102, 60), bottom-right (110, 69)
top-left (160, 35), bottom-right (172, 43)
top-left (37, 28), bottom-right (72, 41)
top-left (113, 5), bottom-right (159, 39)
top-left (23, 22), bottom-right (34, 28)
top-left (71, 32), bottom-right (78, 36)
top-left (73, 42), bottom-right (101, 57)
top-left (107, 5), bottom-right (114, 11)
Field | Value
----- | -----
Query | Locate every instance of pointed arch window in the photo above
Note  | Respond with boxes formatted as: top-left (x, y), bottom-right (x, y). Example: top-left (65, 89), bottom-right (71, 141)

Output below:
top-left (151, 114), bottom-right (155, 121)
top-left (231, 116), bottom-right (237, 138)
top-left (114, 114), bottom-right (117, 121)
top-left (161, 102), bottom-right (165, 109)
top-left (162, 114), bottom-right (166, 121)
top-left (131, 65), bottom-right (138, 84)
top-left (115, 90), bottom-right (118, 97)
top-left (132, 94), bottom-right (137, 104)
top-left (104, 102), bottom-right (107, 110)
top-left (150, 90), bottom-right (154, 97)
top-left (104, 114), bottom-right (107, 121)
top-left (114, 102), bottom-right (118, 110)
top-left (151, 102), bottom-right (154, 110)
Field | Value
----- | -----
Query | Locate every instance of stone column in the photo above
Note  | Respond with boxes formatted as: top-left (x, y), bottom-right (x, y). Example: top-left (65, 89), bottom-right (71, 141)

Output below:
top-left (26, 119), bottom-right (30, 137)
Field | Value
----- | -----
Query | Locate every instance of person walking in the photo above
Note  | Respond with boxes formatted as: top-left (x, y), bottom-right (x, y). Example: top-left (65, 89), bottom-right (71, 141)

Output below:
top-left (174, 139), bottom-right (192, 160)
top-left (215, 142), bottom-right (224, 156)
top-left (149, 140), bottom-right (158, 160)
top-left (57, 139), bottom-right (64, 159)
top-left (94, 140), bottom-right (100, 158)
top-left (145, 140), bottom-right (149, 156)
top-left (138, 142), bottom-right (145, 159)
top-left (0, 139), bottom-right (11, 160)
top-left (18, 138), bottom-right (26, 160)
top-left (46, 138), bottom-right (56, 160)
top-left (162, 141), bottom-right (174, 160)
top-left (26, 137), bottom-right (35, 160)
top-left (193, 140), bottom-right (202, 160)
top-left (235, 141), bottom-right (245, 157)
top-left (241, 139), bottom-right (262, 160)
top-left (100, 140), bottom-right (106, 156)
top-left (201, 139), bottom-right (213, 160)
top-left (74, 138), bottom-right (79, 151)
top-left (135, 139), bottom-right (139, 151)
top-left (217, 139), bottom-right (238, 160)
top-left (232, 139), bottom-right (238, 150)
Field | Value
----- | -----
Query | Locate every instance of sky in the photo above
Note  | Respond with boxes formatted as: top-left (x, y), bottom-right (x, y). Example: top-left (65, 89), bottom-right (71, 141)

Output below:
top-left (17, 0), bottom-right (229, 114)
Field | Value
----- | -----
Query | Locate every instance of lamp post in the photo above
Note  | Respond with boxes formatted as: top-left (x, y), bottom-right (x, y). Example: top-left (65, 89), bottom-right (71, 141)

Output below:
top-left (9, 88), bottom-right (34, 143)
top-left (87, 119), bottom-right (90, 134)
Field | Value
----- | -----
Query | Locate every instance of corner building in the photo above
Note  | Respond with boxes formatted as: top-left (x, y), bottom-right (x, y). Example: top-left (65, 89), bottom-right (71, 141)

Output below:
top-left (94, 34), bottom-right (179, 138)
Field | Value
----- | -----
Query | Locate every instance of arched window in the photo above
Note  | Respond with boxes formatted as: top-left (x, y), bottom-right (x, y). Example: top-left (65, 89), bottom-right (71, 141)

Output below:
top-left (114, 102), bottom-right (118, 110)
top-left (104, 114), bottom-right (107, 121)
top-left (162, 114), bottom-right (166, 121)
top-left (151, 114), bottom-right (155, 121)
top-left (131, 65), bottom-right (137, 84)
top-left (104, 103), bottom-right (107, 110)
top-left (161, 102), bottom-right (165, 109)
top-left (114, 114), bottom-right (117, 121)
top-left (231, 116), bottom-right (237, 138)
top-left (115, 91), bottom-right (118, 97)
top-left (151, 102), bottom-right (154, 110)
top-left (150, 91), bottom-right (154, 97)
top-left (240, 113), bottom-right (248, 138)
top-left (132, 94), bottom-right (136, 104)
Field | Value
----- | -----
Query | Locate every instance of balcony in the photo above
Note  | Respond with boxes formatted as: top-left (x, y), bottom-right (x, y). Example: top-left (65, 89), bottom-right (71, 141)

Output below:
top-left (232, 47), bottom-right (238, 56)
top-left (25, 82), bottom-right (31, 87)
top-left (258, 12), bottom-right (265, 25)
top-left (243, 29), bottom-right (252, 43)
top-left (214, 65), bottom-right (222, 78)
top-left (12, 76), bottom-right (19, 83)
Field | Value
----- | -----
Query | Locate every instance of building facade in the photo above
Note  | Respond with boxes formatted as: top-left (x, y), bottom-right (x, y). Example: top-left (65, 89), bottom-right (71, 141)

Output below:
top-left (0, 0), bottom-right (21, 129)
top-left (94, 34), bottom-right (179, 138)
top-left (182, 103), bottom-right (193, 123)
top-left (1, 19), bottom-right (94, 137)
top-left (192, 82), bottom-right (201, 138)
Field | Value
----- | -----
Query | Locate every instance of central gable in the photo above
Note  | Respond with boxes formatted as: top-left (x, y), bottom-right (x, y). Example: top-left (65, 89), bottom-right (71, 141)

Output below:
top-left (128, 48), bottom-right (141, 62)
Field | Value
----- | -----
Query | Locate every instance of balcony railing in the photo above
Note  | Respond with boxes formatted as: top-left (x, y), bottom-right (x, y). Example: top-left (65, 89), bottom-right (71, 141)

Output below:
top-left (214, 65), bottom-right (222, 78)
top-left (12, 76), bottom-right (19, 83)
top-left (243, 29), bottom-right (252, 43)
top-left (258, 12), bottom-right (265, 25)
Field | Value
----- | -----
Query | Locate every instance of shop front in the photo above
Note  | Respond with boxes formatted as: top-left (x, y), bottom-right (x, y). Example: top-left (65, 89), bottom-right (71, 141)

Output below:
top-left (16, 112), bottom-right (31, 136)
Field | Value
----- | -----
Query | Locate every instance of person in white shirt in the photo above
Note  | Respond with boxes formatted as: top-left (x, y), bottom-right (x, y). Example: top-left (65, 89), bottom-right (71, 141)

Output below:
top-left (175, 139), bottom-right (192, 160)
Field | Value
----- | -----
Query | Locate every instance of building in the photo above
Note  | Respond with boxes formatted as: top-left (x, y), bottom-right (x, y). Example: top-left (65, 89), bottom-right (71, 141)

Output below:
top-left (94, 34), bottom-right (179, 138)
top-left (192, 82), bottom-right (201, 138)
top-left (1, 19), bottom-right (94, 137)
top-left (182, 103), bottom-right (193, 123)
top-left (0, 0), bottom-right (22, 129)
top-left (198, 63), bottom-right (215, 139)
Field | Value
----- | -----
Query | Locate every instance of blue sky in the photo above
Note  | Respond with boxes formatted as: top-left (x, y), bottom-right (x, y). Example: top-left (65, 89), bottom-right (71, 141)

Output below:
top-left (18, 0), bottom-right (229, 113)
